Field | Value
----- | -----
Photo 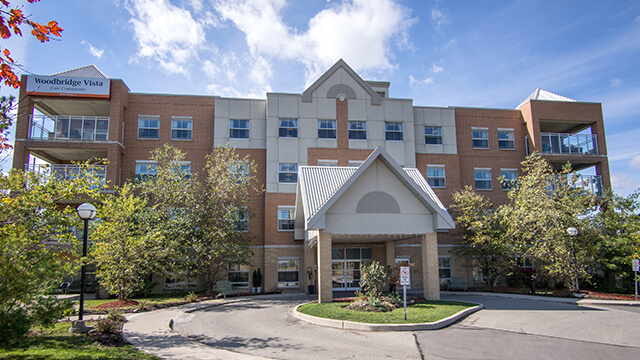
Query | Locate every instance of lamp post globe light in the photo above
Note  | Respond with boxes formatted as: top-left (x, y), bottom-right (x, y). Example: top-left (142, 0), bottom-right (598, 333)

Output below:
top-left (76, 203), bottom-right (96, 322)
top-left (566, 227), bottom-right (579, 293)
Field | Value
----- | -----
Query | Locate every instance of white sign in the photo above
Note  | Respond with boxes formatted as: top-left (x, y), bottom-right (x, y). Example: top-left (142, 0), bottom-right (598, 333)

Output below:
top-left (25, 75), bottom-right (110, 99)
top-left (633, 259), bottom-right (640, 272)
top-left (400, 266), bottom-right (410, 286)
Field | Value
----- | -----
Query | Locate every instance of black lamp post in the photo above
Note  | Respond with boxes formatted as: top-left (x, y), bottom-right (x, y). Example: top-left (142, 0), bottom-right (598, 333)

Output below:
top-left (76, 203), bottom-right (96, 321)
top-left (566, 227), bottom-right (579, 293)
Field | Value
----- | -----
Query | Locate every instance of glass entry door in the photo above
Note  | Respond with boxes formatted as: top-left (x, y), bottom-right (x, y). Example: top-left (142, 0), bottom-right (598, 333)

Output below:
top-left (332, 260), bottom-right (361, 290)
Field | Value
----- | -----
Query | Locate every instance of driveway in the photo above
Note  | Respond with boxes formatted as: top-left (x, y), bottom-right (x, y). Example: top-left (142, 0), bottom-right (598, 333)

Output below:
top-left (128, 292), bottom-right (640, 360)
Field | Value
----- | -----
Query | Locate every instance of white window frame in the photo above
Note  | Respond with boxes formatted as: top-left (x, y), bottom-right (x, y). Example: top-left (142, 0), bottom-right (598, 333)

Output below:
top-left (318, 119), bottom-right (337, 139)
top-left (348, 160), bottom-right (364, 167)
top-left (277, 257), bottom-right (299, 288)
top-left (474, 168), bottom-right (493, 190)
top-left (135, 160), bottom-right (157, 182)
top-left (277, 206), bottom-right (295, 232)
top-left (171, 116), bottom-right (192, 141)
top-left (438, 256), bottom-right (452, 285)
top-left (472, 127), bottom-right (489, 149)
top-left (164, 260), bottom-right (197, 289)
top-left (233, 207), bottom-right (249, 233)
top-left (426, 165), bottom-right (446, 188)
top-left (278, 118), bottom-right (298, 138)
top-left (317, 159), bottom-right (338, 167)
top-left (425, 126), bottom-right (443, 145)
top-left (500, 168), bottom-right (518, 190)
top-left (278, 163), bottom-right (298, 183)
top-left (385, 122), bottom-right (404, 141)
top-left (348, 121), bottom-right (367, 140)
top-left (137, 116), bottom-right (160, 140)
top-left (498, 128), bottom-right (515, 150)
top-left (229, 160), bottom-right (249, 183)
top-left (230, 119), bottom-right (250, 139)
top-left (228, 262), bottom-right (250, 288)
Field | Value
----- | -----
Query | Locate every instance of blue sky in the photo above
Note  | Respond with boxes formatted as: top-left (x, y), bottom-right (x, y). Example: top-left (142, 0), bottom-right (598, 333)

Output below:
top-left (2, 0), bottom-right (639, 195)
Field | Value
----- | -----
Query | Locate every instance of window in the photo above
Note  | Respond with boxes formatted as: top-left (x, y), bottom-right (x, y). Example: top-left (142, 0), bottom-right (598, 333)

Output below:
top-left (348, 161), bottom-right (363, 167)
top-left (279, 118), bottom-right (298, 138)
top-left (178, 163), bottom-right (191, 180)
top-left (317, 160), bottom-right (338, 167)
top-left (230, 119), bottom-right (249, 139)
top-left (472, 257), bottom-right (485, 284)
top-left (439, 256), bottom-right (452, 285)
top-left (171, 117), bottom-right (192, 140)
top-left (277, 258), bottom-right (299, 288)
top-left (229, 160), bottom-right (249, 183)
top-left (498, 129), bottom-right (515, 150)
top-left (278, 207), bottom-right (295, 231)
top-left (427, 165), bottom-right (446, 188)
top-left (472, 128), bottom-right (489, 149)
top-left (500, 169), bottom-right (518, 190)
top-left (135, 161), bottom-right (157, 182)
top-left (385, 122), bottom-right (403, 141)
top-left (233, 208), bottom-right (249, 232)
top-left (228, 263), bottom-right (249, 288)
top-left (348, 121), bottom-right (367, 140)
top-left (318, 120), bottom-right (337, 139)
top-left (474, 168), bottom-right (492, 190)
top-left (278, 163), bottom-right (298, 183)
top-left (138, 117), bottom-right (159, 139)
top-left (164, 261), bottom-right (197, 289)
top-left (425, 126), bottom-right (443, 145)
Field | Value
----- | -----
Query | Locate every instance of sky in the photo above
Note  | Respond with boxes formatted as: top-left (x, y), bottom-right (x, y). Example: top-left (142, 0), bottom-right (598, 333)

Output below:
top-left (2, 0), bottom-right (640, 196)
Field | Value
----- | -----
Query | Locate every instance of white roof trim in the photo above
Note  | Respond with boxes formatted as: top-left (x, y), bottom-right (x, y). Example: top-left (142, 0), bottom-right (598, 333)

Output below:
top-left (518, 88), bottom-right (577, 108)
top-left (301, 59), bottom-right (382, 105)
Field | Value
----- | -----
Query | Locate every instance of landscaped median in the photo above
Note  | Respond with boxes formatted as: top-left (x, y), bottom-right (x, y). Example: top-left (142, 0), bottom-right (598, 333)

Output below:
top-left (294, 299), bottom-right (483, 331)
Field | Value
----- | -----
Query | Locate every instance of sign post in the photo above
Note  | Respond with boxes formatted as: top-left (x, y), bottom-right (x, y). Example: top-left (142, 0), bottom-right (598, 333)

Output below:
top-left (400, 266), bottom-right (410, 320)
top-left (633, 259), bottom-right (639, 301)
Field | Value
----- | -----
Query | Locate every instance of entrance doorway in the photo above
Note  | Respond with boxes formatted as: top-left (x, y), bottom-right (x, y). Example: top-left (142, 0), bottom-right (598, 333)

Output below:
top-left (331, 247), bottom-right (372, 291)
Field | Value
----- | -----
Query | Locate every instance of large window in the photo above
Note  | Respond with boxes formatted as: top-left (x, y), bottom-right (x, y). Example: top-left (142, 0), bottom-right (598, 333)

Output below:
top-left (177, 163), bottom-right (191, 180)
top-left (278, 207), bottom-right (295, 231)
top-left (474, 168), bottom-right (492, 190)
top-left (229, 160), bottom-right (249, 183)
top-left (472, 128), bottom-right (489, 149)
top-left (228, 263), bottom-right (249, 288)
top-left (277, 258), bottom-right (299, 288)
top-left (439, 256), bottom-right (452, 285)
top-left (498, 129), bottom-right (515, 150)
top-left (278, 163), bottom-right (298, 183)
top-left (348, 121), bottom-right (367, 140)
top-left (318, 120), bottom-right (337, 139)
top-left (279, 118), bottom-right (298, 138)
top-left (230, 119), bottom-right (249, 139)
top-left (385, 122), bottom-right (403, 141)
top-left (500, 169), bottom-right (518, 190)
top-left (135, 161), bottom-right (157, 182)
top-left (427, 165), bottom-right (446, 188)
top-left (425, 126), bottom-right (442, 145)
top-left (138, 116), bottom-right (159, 139)
top-left (171, 117), bottom-right (192, 140)
top-left (165, 261), bottom-right (197, 289)
top-left (233, 208), bottom-right (249, 232)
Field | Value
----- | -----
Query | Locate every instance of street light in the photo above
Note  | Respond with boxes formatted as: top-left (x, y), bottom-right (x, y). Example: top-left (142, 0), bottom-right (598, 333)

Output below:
top-left (76, 203), bottom-right (96, 322)
top-left (566, 227), bottom-right (579, 293)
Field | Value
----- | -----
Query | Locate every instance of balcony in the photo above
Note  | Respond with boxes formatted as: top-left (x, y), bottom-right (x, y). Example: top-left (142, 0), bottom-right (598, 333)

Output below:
top-left (29, 115), bottom-right (109, 141)
top-left (570, 174), bottom-right (603, 196)
top-left (25, 163), bottom-right (107, 188)
top-left (540, 132), bottom-right (598, 155)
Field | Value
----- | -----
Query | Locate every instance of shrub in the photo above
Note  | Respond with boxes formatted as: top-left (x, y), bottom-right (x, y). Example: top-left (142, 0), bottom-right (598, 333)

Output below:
top-left (185, 292), bottom-right (198, 303)
top-left (95, 312), bottom-right (126, 334)
top-left (360, 261), bottom-right (387, 299)
top-left (0, 309), bottom-right (30, 347)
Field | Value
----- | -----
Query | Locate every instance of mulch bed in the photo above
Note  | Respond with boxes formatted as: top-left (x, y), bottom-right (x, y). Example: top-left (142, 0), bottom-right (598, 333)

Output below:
top-left (85, 293), bottom-right (219, 314)
top-left (93, 300), bottom-right (139, 309)
top-left (581, 290), bottom-right (639, 301)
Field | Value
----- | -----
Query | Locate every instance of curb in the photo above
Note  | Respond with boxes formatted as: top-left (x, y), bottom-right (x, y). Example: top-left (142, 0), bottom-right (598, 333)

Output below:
top-left (443, 291), bottom-right (640, 306)
top-left (292, 301), bottom-right (484, 331)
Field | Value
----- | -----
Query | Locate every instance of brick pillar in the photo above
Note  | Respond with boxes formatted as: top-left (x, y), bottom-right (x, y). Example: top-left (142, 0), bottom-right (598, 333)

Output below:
top-left (336, 98), bottom-right (348, 150)
top-left (316, 230), bottom-right (333, 303)
top-left (385, 241), bottom-right (395, 268)
top-left (421, 232), bottom-right (440, 300)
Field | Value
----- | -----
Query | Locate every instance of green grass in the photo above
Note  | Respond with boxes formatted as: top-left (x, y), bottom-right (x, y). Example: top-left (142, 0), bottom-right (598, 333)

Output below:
top-left (0, 322), bottom-right (161, 360)
top-left (298, 300), bottom-right (475, 324)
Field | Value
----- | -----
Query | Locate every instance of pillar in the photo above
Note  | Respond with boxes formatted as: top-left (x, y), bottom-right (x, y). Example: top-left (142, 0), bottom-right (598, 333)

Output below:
top-left (385, 240), bottom-right (395, 268)
top-left (421, 232), bottom-right (440, 300)
top-left (303, 237), bottom-right (317, 294)
top-left (316, 230), bottom-right (333, 303)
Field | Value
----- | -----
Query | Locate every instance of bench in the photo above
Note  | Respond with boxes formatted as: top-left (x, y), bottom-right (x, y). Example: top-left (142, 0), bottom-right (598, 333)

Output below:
top-left (216, 280), bottom-right (239, 299)
top-left (447, 277), bottom-right (468, 291)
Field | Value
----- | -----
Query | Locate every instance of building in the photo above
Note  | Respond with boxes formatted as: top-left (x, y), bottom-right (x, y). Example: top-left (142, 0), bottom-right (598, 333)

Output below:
top-left (13, 60), bottom-right (610, 302)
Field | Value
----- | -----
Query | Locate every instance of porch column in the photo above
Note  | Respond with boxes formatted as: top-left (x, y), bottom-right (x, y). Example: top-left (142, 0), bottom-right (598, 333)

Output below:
top-left (421, 232), bottom-right (440, 300)
top-left (317, 230), bottom-right (333, 303)
top-left (385, 241), bottom-right (395, 268)
top-left (303, 238), bottom-right (317, 294)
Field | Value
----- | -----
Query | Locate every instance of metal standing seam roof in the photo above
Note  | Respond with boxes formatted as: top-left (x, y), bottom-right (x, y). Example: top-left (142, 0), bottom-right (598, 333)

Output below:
top-left (52, 64), bottom-right (108, 79)
top-left (404, 168), bottom-right (448, 212)
top-left (518, 88), bottom-right (577, 108)
top-left (298, 166), bottom-right (358, 221)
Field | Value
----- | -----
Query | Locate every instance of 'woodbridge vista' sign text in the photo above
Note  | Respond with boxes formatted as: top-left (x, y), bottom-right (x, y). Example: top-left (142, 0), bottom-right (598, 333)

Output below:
top-left (25, 75), bottom-right (110, 98)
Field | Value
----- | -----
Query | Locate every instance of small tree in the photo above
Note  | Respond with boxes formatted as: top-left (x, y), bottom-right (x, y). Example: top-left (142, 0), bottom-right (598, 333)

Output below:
top-left (360, 261), bottom-right (387, 300)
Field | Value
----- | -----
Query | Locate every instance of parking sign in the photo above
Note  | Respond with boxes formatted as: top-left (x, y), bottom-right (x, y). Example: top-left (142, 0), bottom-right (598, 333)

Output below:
top-left (633, 259), bottom-right (640, 272)
top-left (400, 266), bottom-right (410, 286)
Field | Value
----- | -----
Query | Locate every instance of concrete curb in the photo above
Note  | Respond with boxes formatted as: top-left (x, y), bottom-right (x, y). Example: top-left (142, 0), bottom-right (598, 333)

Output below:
top-left (443, 291), bottom-right (640, 306)
top-left (292, 301), bottom-right (484, 331)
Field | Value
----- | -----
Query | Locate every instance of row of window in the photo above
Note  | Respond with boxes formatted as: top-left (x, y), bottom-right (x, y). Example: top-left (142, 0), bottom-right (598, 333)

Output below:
top-left (231, 119), bottom-right (402, 141)
top-left (472, 128), bottom-right (515, 150)
top-left (138, 116), bottom-right (193, 140)
top-left (425, 165), bottom-right (517, 191)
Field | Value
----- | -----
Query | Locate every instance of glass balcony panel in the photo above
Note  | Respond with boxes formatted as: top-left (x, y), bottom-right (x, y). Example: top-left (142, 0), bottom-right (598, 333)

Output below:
top-left (540, 133), bottom-right (598, 155)
top-left (25, 164), bottom-right (107, 188)
top-left (69, 117), bottom-right (83, 140)
top-left (29, 115), bottom-right (109, 141)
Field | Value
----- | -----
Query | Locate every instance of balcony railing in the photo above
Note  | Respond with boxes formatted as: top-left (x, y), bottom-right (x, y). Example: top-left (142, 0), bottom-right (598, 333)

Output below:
top-left (570, 174), bottom-right (603, 196)
top-left (25, 163), bottom-right (107, 187)
top-left (540, 132), bottom-right (598, 155)
top-left (29, 115), bottom-right (109, 141)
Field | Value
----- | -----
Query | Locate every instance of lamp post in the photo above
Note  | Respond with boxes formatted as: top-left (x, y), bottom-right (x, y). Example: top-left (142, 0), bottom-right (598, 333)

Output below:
top-left (566, 227), bottom-right (579, 293)
top-left (76, 203), bottom-right (96, 321)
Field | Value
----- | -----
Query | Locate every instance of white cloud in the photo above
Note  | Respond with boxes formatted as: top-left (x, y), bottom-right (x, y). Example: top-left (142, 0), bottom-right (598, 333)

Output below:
top-left (630, 154), bottom-right (640, 169)
top-left (126, 0), bottom-right (206, 74)
top-left (81, 40), bottom-right (104, 59)
top-left (609, 78), bottom-right (622, 88)
top-left (409, 75), bottom-right (433, 88)
top-left (430, 64), bottom-right (444, 74)
top-left (431, 8), bottom-right (449, 29)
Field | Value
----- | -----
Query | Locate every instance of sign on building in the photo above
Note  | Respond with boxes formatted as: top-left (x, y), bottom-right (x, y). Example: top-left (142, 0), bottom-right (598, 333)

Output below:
top-left (25, 75), bottom-right (110, 98)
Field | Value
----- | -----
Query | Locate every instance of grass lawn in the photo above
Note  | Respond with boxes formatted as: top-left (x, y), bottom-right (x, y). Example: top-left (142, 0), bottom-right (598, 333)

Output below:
top-left (84, 294), bottom-right (189, 309)
top-left (298, 300), bottom-right (476, 324)
top-left (0, 322), bottom-right (161, 360)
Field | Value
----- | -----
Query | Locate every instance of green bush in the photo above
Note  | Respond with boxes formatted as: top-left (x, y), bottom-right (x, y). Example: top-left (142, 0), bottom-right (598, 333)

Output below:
top-left (185, 292), bottom-right (198, 303)
top-left (0, 309), bottom-right (31, 347)
top-left (360, 261), bottom-right (387, 299)
top-left (95, 312), bottom-right (126, 334)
